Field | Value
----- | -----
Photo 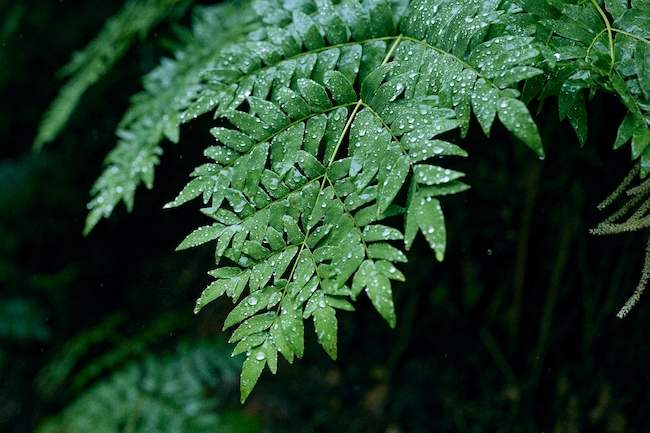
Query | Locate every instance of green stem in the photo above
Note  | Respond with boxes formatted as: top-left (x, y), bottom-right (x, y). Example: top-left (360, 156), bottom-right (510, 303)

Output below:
top-left (590, 0), bottom-right (615, 74)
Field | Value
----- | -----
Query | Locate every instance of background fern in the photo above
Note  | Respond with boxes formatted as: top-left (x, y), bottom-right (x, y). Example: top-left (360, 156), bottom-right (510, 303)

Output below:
top-left (35, 340), bottom-right (260, 433)
top-left (34, 312), bottom-right (189, 398)
top-left (82, 1), bottom-right (258, 234)
top-left (27, 0), bottom-right (650, 417)
top-left (33, 0), bottom-right (194, 151)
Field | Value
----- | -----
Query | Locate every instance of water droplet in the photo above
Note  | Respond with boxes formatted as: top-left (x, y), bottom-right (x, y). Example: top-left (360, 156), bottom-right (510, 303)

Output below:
top-left (255, 351), bottom-right (266, 360)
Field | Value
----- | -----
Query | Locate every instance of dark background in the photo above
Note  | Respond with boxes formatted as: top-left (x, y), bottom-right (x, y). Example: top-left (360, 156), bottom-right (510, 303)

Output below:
top-left (1, 1), bottom-right (649, 432)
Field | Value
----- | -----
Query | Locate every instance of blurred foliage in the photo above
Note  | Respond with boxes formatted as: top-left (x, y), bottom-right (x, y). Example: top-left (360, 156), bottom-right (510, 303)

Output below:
top-left (0, 298), bottom-right (50, 343)
top-left (34, 312), bottom-right (193, 399)
top-left (35, 340), bottom-right (261, 433)
top-left (2, 0), bottom-right (650, 432)
top-left (33, 0), bottom-right (195, 150)
top-left (80, 0), bottom-right (257, 235)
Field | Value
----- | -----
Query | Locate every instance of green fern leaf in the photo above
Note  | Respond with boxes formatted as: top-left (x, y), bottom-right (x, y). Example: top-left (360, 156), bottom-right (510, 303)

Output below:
top-left (83, 2), bottom-right (258, 235)
top-left (524, 0), bottom-right (650, 170)
top-left (37, 0), bottom-right (650, 403)
top-left (161, 0), bottom-right (557, 401)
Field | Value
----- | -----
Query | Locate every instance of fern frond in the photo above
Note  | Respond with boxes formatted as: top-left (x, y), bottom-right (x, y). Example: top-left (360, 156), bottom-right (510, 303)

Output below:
top-left (34, 341), bottom-right (256, 433)
top-left (83, 2), bottom-right (259, 235)
top-left (538, 0), bottom-right (650, 315)
top-left (34, 0), bottom-right (194, 151)
top-left (34, 313), bottom-right (188, 398)
top-left (34, 0), bottom-right (649, 403)
top-left (34, 313), bottom-right (127, 399)
top-left (518, 0), bottom-right (650, 164)
top-left (159, 0), bottom-right (553, 401)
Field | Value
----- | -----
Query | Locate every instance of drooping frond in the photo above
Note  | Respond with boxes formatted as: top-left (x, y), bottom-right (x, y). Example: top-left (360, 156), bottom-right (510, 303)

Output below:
top-left (43, 0), bottom-right (650, 399)
top-left (83, 2), bottom-right (257, 234)
top-left (34, 0), bottom-right (194, 151)
top-left (516, 0), bottom-right (650, 315)
top-left (162, 0), bottom-right (551, 401)
top-left (517, 0), bottom-right (650, 164)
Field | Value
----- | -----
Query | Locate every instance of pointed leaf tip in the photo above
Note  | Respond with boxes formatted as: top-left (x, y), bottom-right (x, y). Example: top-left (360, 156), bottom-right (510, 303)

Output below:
top-left (240, 346), bottom-right (267, 403)
top-left (497, 97), bottom-right (544, 158)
